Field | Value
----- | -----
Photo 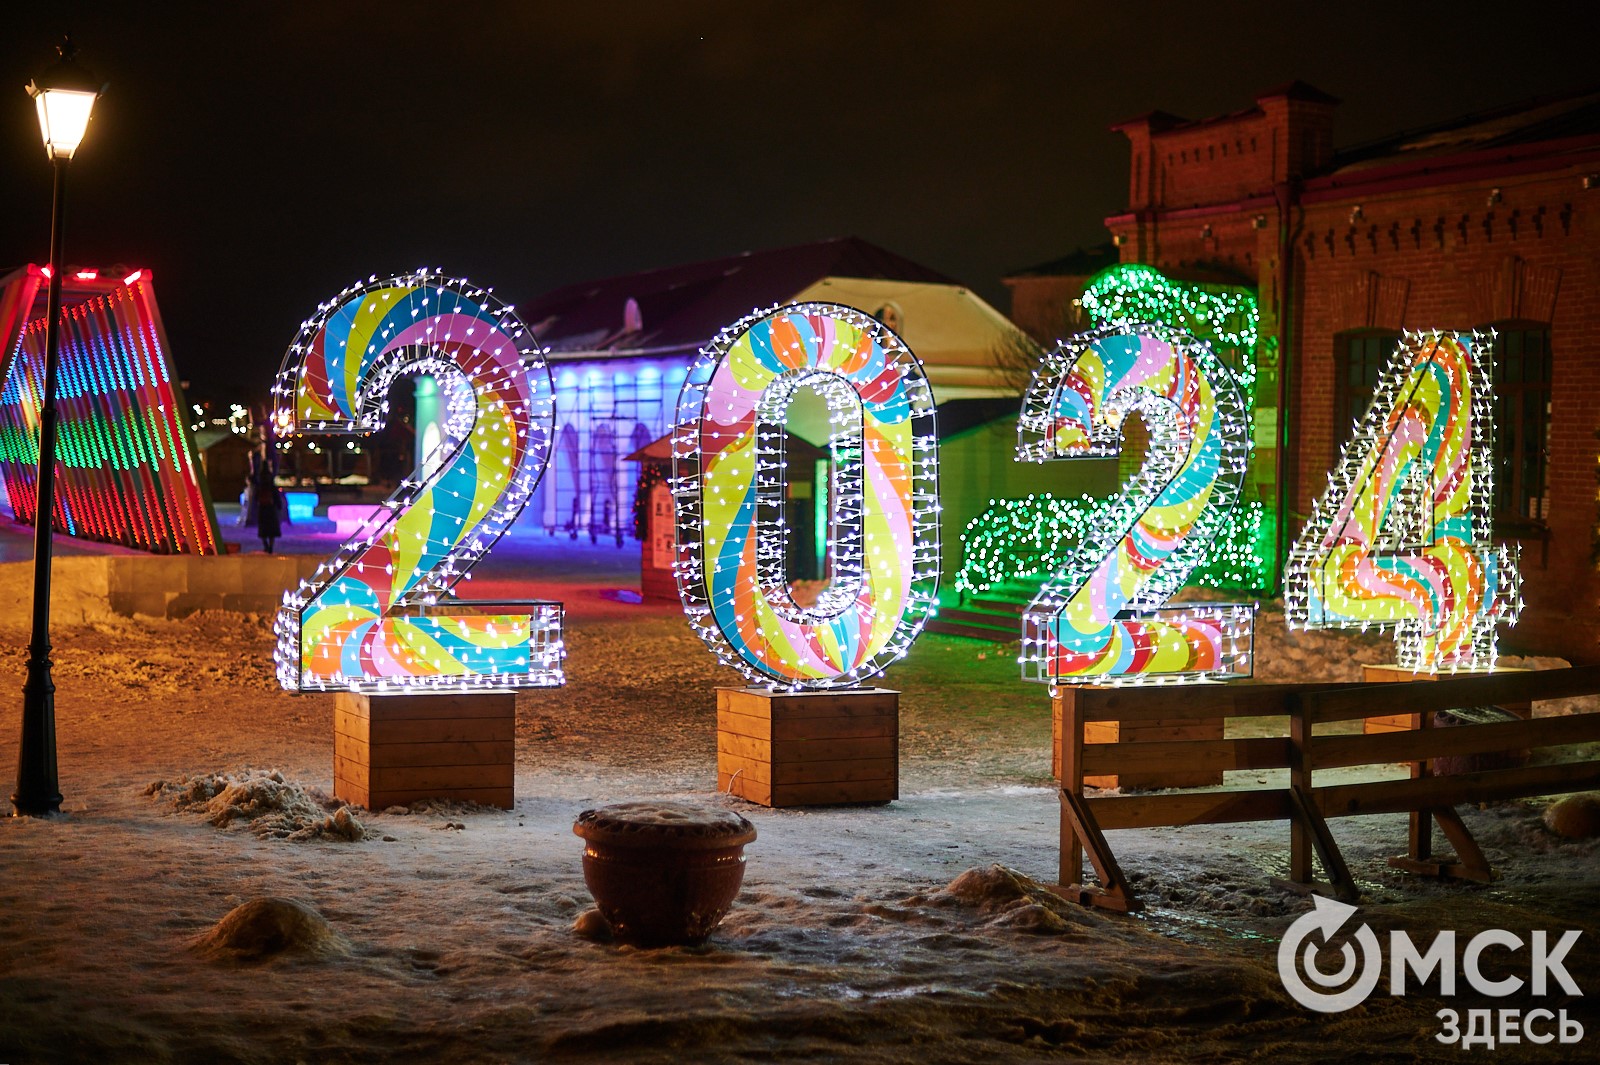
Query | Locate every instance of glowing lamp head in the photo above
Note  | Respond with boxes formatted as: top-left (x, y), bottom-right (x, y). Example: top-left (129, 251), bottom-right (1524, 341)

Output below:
top-left (26, 38), bottom-right (102, 161)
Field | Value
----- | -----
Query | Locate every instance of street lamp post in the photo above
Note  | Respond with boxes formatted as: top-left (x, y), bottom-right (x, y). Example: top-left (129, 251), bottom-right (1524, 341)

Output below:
top-left (12, 39), bottom-right (102, 818)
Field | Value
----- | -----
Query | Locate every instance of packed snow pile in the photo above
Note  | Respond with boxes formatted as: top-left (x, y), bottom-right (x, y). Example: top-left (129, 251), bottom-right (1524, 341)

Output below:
top-left (192, 897), bottom-right (350, 961)
top-left (905, 864), bottom-right (1109, 936)
top-left (144, 769), bottom-right (367, 841)
top-left (1544, 792), bottom-right (1600, 839)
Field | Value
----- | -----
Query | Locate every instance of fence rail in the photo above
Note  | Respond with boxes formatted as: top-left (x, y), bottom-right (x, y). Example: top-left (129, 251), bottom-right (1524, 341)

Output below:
top-left (1052, 665), bottom-right (1600, 911)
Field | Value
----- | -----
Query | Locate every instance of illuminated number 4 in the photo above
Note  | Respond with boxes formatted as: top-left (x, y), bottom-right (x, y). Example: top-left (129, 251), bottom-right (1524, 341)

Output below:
top-left (1286, 329), bottom-right (1520, 671)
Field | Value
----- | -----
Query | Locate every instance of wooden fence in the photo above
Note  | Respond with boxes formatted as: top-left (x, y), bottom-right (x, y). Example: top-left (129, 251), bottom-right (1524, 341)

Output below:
top-left (1052, 665), bottom-right (1600, 911)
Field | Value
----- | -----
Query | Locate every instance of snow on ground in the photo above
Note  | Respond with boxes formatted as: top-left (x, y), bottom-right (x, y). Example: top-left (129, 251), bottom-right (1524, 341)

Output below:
top-left (1, 542), bottom-right (1597, 1063)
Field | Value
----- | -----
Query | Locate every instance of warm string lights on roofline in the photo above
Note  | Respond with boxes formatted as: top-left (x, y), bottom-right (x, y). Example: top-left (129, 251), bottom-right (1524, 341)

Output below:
top-left (672, 302), bottom-right (940, 691)
top-left (271, 269), bottom-right (563, 694)
top-left (1014, 323), bottom-right (1256, 686)
top-left (1284, 329), bottom-right (1522, 673)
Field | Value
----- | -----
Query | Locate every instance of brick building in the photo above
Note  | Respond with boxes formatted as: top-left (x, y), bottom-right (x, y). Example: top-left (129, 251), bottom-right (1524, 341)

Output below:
top-left (1098, 82), bottom-right (1600, 659)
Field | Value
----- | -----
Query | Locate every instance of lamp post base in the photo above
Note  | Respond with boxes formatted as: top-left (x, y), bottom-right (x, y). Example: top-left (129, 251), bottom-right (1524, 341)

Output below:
top-left (13, 656), bottom-right (63, 817)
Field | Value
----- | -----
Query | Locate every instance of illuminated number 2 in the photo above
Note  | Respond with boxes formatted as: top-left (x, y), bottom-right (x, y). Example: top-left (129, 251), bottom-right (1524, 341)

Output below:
top-left (1016, 324), bottom-right (1254, 685)
top-left (271, 270), bottom-right (563, 692)
top-left (1286, 330), bottom-right (1520, 671)
top-left (672, 303), bottom-right (940, 690)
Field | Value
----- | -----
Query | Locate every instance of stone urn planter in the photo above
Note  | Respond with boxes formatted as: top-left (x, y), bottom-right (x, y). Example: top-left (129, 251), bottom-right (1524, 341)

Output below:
top-left (573, 801), bottom-right (757, 947)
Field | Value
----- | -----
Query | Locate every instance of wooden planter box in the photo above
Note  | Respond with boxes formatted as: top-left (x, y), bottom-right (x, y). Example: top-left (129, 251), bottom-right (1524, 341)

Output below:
top-left (334, 690), bottom-right (516, 810)
top-left (1361, 664), bottom-right (1530, 734)
top-left (1053, 689), bottom-right (1224, 790)
top-left (716, 687), bottom-right (898, 807)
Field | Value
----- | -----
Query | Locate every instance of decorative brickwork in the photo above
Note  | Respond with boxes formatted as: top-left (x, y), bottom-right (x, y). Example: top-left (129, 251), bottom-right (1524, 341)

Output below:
top-left (1096, 84), bottom-right (1600, 659)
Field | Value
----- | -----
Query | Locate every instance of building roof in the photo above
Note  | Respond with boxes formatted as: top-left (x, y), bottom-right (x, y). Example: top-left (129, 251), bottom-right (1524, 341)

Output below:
top-left (1003, 243), bottom-right (1119, 280)
top-left (523, 237), bottom-right (954, 358)
top-left (1331, 83), bottom-right (1600, 174)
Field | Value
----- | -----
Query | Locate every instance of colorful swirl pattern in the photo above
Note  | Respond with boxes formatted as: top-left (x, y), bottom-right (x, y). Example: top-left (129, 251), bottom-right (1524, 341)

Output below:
top-left (1017, 324), bottom-right (1254, 684)
top-left (672, 303), bottom-right (939, 689)
top-left (1286, 331), bottom-right (1520, 671)
top-left (272, 271), bottom-right (562, 692)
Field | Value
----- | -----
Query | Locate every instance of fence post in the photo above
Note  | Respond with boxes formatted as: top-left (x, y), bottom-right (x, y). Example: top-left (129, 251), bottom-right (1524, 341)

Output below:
top-left (1289, 692), bottom-right (1312, 883)
top-left (1056, 687), bottom-right (1084, 888)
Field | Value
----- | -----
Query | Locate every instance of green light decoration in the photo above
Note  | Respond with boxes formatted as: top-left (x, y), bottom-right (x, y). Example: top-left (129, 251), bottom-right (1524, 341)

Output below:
top-left (1079, 263), bottom-right (1258, 360)
top-left (957, 262), bottom-right (1278, 598)
top-left (955, 494), bottom-right (1275, 598)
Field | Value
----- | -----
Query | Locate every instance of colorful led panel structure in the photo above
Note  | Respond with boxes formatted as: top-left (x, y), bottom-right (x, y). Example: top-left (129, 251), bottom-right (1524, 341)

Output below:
top-left (672, 303), bottom-right (939, 690)
top-left (1016, 323), bottom-right (1254, 685)
top-left (271, 270), bottom-right (563, 692)
top-left (0, 265), bottom-right (220, 554)
top-left (1285, 330), bottom-right (1521, 672)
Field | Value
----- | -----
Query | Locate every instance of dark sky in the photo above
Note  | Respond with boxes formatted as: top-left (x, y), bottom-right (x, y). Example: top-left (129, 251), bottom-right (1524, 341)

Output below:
top-left (0, 1), bottom-right (1590, 402)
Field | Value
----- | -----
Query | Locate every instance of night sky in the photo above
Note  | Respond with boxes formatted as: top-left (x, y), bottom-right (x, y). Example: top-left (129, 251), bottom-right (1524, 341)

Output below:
top-left (0, 1), bottom-right (1589, 402)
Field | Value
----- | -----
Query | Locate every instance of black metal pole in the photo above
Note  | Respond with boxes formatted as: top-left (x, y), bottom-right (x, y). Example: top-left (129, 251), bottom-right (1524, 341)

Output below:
top-left (13, 156), bottom-right (70, 817)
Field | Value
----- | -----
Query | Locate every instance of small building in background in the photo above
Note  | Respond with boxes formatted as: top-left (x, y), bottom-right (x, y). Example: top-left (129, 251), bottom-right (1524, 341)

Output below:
top-left (514, 237), bottom-right (1036, 571)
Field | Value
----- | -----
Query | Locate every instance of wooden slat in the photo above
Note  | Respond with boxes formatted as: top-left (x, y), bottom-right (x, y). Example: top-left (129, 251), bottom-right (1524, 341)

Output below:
top-left (772, 715), bottom-right (895, 741)
top-left (1066, 682), bottom-right (1360, 723)
top-left (363, 740), bottom-right (515, 769)
top-left (716, 732), bottom-right (896, 763)
top-left (716, 708), bottom-right (772, 741)
top-left (1080, 736), bottom-right (1290, 776)
top-left (334, 707), bottom-right (514, 745)
top-left (1313, 712), bottom-right (1600, 769)
top-left (1304, 664), bottom-right (1600, 724)
top-left (367, 786), bottom-right (513, 810)
top-left (719, 687), bottom-right (898, 720)
top-left (1085, 720), bottom-right (1229, 742)
top-left (770, 778), bottom-right (896, 805)
top-left (718, 752), bottom-right (895, 787)
top-left (334, 755), bottom-right (514, 792)
top-left (1087, 788), bottom-right (1293, 830)
top-left (1316, 759), bottom-right (1600, 817)
top-left (716, 707), bottom-right (895, 742)
top-left (336, 690), bottom-right (516, 721)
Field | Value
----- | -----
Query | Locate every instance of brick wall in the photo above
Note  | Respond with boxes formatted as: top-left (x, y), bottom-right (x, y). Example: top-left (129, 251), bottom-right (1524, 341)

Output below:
top-left (1103, 90), bottom-right (1600, 660)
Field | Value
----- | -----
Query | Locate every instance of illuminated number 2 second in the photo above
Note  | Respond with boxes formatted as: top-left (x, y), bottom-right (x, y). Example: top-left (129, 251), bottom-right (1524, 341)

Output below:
top-left (1016, 324), bottom-right (1255, 685)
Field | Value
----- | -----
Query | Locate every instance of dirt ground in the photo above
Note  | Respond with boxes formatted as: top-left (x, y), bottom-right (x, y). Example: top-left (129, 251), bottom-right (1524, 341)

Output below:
top-left (1, 560), bottom-right (1597, 1064)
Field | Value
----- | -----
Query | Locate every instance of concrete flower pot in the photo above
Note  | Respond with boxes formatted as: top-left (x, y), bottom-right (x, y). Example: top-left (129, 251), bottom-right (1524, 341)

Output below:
top-left (573, 801), bottom-right (757, 947)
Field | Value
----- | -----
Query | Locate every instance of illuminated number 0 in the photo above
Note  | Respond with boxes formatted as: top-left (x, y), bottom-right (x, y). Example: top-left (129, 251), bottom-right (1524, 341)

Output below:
top-left (271, 271), bottom-right (563, 692)
top-left (1286, 330), bottom-right (1520, 671)
top-left (672, 303), bottom-right (940, 689)
top-left (1016, 324), bottom-right (1254, 685)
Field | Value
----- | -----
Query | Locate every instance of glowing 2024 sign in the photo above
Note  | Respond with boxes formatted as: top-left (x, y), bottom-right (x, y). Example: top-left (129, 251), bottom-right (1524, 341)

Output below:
top-left (671, 303), bottom-right (940, 690)
top-left (1016, 324), bottom-right (1255, 685)
top-left (1286, 330), bottom-right (1521, 671)
top-left (272, 270), bottom-right (563, 693)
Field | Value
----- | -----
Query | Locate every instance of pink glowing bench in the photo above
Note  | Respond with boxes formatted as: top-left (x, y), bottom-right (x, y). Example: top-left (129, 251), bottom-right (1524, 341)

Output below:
top-left (327, 503), bottom-right (386, 538)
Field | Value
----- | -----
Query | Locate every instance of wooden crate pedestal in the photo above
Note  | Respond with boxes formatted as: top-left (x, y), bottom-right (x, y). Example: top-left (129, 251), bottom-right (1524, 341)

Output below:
top-left (717, 687), bottom-right (897, 807)
top-left (334, 690), bottom-right (516, 810)
top-left (1361, 665), bottom-right (1530, 733)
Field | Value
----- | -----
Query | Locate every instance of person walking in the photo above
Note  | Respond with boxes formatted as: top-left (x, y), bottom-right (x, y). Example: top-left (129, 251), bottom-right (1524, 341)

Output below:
top-left (250, 441), bottom-right (282, 553)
